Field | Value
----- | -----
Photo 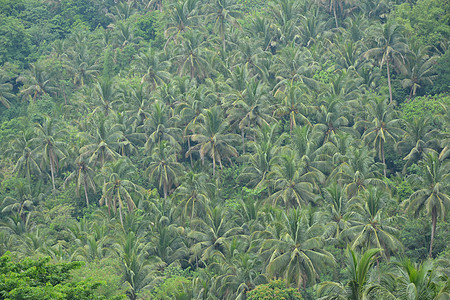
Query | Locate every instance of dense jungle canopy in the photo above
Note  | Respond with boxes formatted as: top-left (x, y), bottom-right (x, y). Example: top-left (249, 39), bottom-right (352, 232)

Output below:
top-left (0, 0), bottom-right (449, 299)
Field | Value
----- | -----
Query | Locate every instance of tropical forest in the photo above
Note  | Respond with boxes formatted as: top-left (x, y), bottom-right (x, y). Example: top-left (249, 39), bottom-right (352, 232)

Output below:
top-left (0, 0), bottom-right (449, 299)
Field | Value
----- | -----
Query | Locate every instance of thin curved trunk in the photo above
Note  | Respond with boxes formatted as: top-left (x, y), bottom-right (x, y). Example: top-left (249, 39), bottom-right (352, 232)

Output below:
top-left (429, 206), bottom-right (437, 258)
top-left (50, 155), bottom-right (56, 190)
top-left (83, 175), bottom-right (90, 207)
top-left (187, 137), bottom-right (193, 167)
top-left (163, 182), bottom-right (168, 199)
top-left (242, 130), bottom-right (245, 154)
top-left (212, 146), bottom-right (216, 176)
top-left (381, 139), bottom-right (386, 177)
top-left (387, 59), bottom-right (393, 104)
top-left (333, 2), bottom-right (339, 28)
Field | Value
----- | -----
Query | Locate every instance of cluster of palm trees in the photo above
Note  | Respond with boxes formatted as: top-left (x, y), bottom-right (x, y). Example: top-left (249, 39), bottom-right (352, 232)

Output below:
top-left (0, 0), bottom-right (449, 299)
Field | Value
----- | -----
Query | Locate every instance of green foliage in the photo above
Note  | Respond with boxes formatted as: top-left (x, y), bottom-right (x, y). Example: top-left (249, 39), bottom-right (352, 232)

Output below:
top-left (0, 252), bottom-right (104, 299)
top-left (69, 258), bottom-right (127, 299)
top-left (393, 0), bottom-right (450, 50)
top-left (150, 276), bottom-right (191, 299)
top-left (0, 16), bottom-right (33, 66)
top-left (430, 50), bottom-right (450, 94)
top-left (400, 94), bottom-right (449, 124)
top-left (247, 280), bottom-right (303, 300)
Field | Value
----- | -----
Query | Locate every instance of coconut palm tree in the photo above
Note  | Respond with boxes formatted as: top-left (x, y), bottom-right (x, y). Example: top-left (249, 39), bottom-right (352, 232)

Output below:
top-left (174, 171), bottom-right (212, 220)
top-left (344, 187), bottom-right (402, 258)
top-left (397, 116), bottom-right (442, 172)
top-left (63, 157), bottom-right (97, 207)
top-left (164, 0), bottom-right (199, 47)
top-left (98, 159), bottom-right (143, 226)
top-left (188, 205), bottom-right (243, 266)
top-left (4, 129), bottom-right (41, 183)
top-left (173, 30), bottom-right (210, 79)
top-left (262, 208), bottom-right (335, 290)
top-left (187, 106), bottom-right (239, 176)
top-left (267, 148), bottom-right (318, 208)
top-left (17, 62), bottom-right (57, 102)
top-left (142, 100), bottom-right (181, 153)
top-left (317, 247), bottom-right (391, 299)
top-left (32, 117), bottom-right (67, 190)
top-left (358, 96), bottom-right (404, 176)
top-left (79, 117), bottom-right (123, 168)
top-left (0, 69), bottom-right (14, 108)
top-left (401, 43), bottom-right (438, 100)
top-left (114, 231), bottom-right (159, 300)
top-left (393, 258), bottom-right (449, 300)
top-left (406, 151), bottom-right (450, 258)
top-left (206, 0), bottom-right (242, 53)
top-left (146, 141), bottom-right (184, 199)
top-left (133, 48), bottom-right (171, 89)
top-left (364, 21), bottom-right (408, 104)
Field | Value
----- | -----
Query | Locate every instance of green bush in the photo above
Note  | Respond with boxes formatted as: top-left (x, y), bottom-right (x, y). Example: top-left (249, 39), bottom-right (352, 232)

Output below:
top-left (247, 280), bottom-right (303, 300)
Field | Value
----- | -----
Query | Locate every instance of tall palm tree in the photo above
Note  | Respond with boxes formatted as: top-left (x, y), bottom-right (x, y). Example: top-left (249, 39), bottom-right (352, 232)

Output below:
top-left (0, 69), bottom-right (14, 108)
top-left (273, 80), bottom-right (311, 134)
top-left (358, 97), bottom-right (404, 176)
top-left (397, 116), bottom-right (441, 172)
top-left (173, 30), bottom-right (209, 79)
top-left (225, 79), bottom-right (272, 152)
top-left (268, 149), bottom-right (317, 208)
top-left (364, 21), bottom-right (408, 104)
top-left (133, 48), bottom-right (171, 89)
top-left (174, 171), bottom-right (212, 220)
top-left (188, 205), bottom-right (242, 265)
top-left (146, 141), bottom-right (184, 199)
top-left (63, 157), bottom-right (97, 207)
top-left (317, 247), bottom-right (391, 300)
top-left (393, 258), bottom-right (449, 300)
top-left (262, 208), bottom-right (335, 290)
top-left (187, 106), bottom-right (239, 176)
top-left (142, 101), bottom-right (181, 153)
top-left (344, 187), bottom-right (402, 258)
top-left (114, 231), bottom-right (157, 300)
top-left (16, 62), bottom-right (57, 101)
top-left (239, 123), bottom-right (285, 189)
top-left (401, 42), bottom-right (438, 100)
top-left (4, 129), bottom-right (41, 182)
top-left (32, 118), bottom-right (67, 190)
top-left (99, 159), bottom-right (143, 226)
top-left (79, 117), bottom-right (123, 168)
top-left (207, 0), bottom-right (242, 53)
top-left (164, 0), bottom-right (199, 47)
top-left (406, 151), bottom-right (449, 258)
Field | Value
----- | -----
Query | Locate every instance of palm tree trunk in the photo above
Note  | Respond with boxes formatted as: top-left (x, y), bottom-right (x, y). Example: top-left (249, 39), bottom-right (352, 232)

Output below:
top-left (386, 59), bottom-right (393, 104)
top-left (242, 130), bottom-right (245, 154)
top-left (429, 206), bottom-right (437, 258)
top-left (163, 182), bottom-right (168, 199)
top-left (50, 157), bottom-right (56, 190)
top-left (381, 139), bottom-right (387, 177)
top-left (213, 151), bottom-right (216, 176)
top-left (83, 176), bottom-right (90, 207)
top-left (187, 137), bottom-right (193, 167)
top-left (333, 3), bottom-right (339, 28)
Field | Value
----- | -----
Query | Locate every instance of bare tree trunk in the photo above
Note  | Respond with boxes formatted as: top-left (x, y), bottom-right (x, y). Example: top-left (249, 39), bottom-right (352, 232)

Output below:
top-left (83, 177), bottom-right (90, 207)
top-left (386, 59), bottom-right (393, 104)
top-left (242, 130), bottom-right (245, 154)
top-left (187, 137), bottom-right (193, 167)
top-left (381, 139), bottom-right (387, 177)
top-left (213, 152), bottom-right (216, 176)
top-left (429, 206), bottom-right (437, 258)
top-left (50, 157), bottom-right (56, 190)
top-left (333, 3), bottom-right (339, 28)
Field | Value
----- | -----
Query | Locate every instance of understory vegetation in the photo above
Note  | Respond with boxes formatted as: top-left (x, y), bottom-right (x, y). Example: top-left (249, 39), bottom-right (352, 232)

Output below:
top-left (0, 0), bottom-right (449, 299)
